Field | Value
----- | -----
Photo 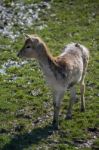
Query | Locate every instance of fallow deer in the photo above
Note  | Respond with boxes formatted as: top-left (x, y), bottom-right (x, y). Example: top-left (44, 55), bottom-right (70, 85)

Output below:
top-left (17, 34), bottom-right (89, 130)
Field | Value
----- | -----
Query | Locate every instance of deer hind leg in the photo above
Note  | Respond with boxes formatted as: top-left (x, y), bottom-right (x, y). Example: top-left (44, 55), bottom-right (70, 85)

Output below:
top-left (53, 90), bottom-right (64, 130)
top-left (66, 86), bottom-right (76, 119)
top-left (80, 62), bottom-right (88, 112)
top-left (80, 80), bottom-right (85, 112)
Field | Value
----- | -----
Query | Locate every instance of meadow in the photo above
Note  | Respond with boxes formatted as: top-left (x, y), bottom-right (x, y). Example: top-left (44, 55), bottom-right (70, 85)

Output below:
top-left (0, 0), bottom-right (99, 149)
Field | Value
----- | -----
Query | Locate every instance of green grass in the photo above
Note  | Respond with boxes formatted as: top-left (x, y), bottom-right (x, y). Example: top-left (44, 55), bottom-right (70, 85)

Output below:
top-left (0, 0), bottom-right (99, 149)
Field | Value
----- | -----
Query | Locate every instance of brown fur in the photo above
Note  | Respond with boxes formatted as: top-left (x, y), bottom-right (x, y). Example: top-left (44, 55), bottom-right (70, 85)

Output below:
top-left (17, 34), bottom-right (89, 130)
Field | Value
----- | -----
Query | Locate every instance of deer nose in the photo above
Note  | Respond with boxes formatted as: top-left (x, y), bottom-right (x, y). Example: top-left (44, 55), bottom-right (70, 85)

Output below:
top-left (17, 52), bottom-right (20, 57)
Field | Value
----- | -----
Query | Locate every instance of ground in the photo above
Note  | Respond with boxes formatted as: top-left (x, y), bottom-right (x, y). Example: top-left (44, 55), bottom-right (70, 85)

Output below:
top-left (0, 0), bottom-right (99, 150)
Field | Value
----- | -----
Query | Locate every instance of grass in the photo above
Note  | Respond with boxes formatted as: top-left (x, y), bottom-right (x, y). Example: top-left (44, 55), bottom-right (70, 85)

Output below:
top-left (0, 0), bottom-right (99, 149)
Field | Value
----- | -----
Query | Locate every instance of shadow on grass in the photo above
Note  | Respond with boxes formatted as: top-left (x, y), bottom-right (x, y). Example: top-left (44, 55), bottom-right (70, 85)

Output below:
top-left (2, 125), bottom-right (54, 150)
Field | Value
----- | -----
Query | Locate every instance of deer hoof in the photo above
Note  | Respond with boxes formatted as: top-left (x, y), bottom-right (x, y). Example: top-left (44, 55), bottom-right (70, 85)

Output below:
top-left (52, 121), bottom-right (59, 130)
top-left (80, 107), bottom-right (85, 112)
top-left (66, 114), bottom-right (72, 120)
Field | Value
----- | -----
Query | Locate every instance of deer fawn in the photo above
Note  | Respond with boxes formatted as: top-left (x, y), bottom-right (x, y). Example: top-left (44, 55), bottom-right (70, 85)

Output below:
top-left (17, 34), bottom-right (89, 130)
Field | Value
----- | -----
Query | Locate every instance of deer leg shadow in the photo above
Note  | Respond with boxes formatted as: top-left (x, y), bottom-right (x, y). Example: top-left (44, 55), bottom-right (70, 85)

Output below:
top-left (2, 125), bottom-right (54, 150)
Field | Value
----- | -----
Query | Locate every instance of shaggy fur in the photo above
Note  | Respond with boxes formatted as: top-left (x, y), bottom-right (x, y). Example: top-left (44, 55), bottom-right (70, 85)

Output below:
top-left (17, 34), bottom-right (89, 129)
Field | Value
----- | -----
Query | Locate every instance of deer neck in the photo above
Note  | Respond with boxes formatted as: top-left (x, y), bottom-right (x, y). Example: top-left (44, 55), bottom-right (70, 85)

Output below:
top-left (38, 49), bottom-right (56, 76)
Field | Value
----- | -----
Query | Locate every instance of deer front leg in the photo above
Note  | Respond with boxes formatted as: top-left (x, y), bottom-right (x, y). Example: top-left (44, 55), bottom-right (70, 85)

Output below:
top-left (52, 90), bottom-right (64, 130)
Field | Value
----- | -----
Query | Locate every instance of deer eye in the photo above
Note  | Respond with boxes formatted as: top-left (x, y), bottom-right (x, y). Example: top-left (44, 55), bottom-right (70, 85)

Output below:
top-left (26, 45), bottom-right (31, 49)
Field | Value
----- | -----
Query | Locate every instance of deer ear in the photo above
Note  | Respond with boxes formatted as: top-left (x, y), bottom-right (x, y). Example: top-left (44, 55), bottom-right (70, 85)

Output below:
top-left (24, 34), bottom-right (31, 40)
